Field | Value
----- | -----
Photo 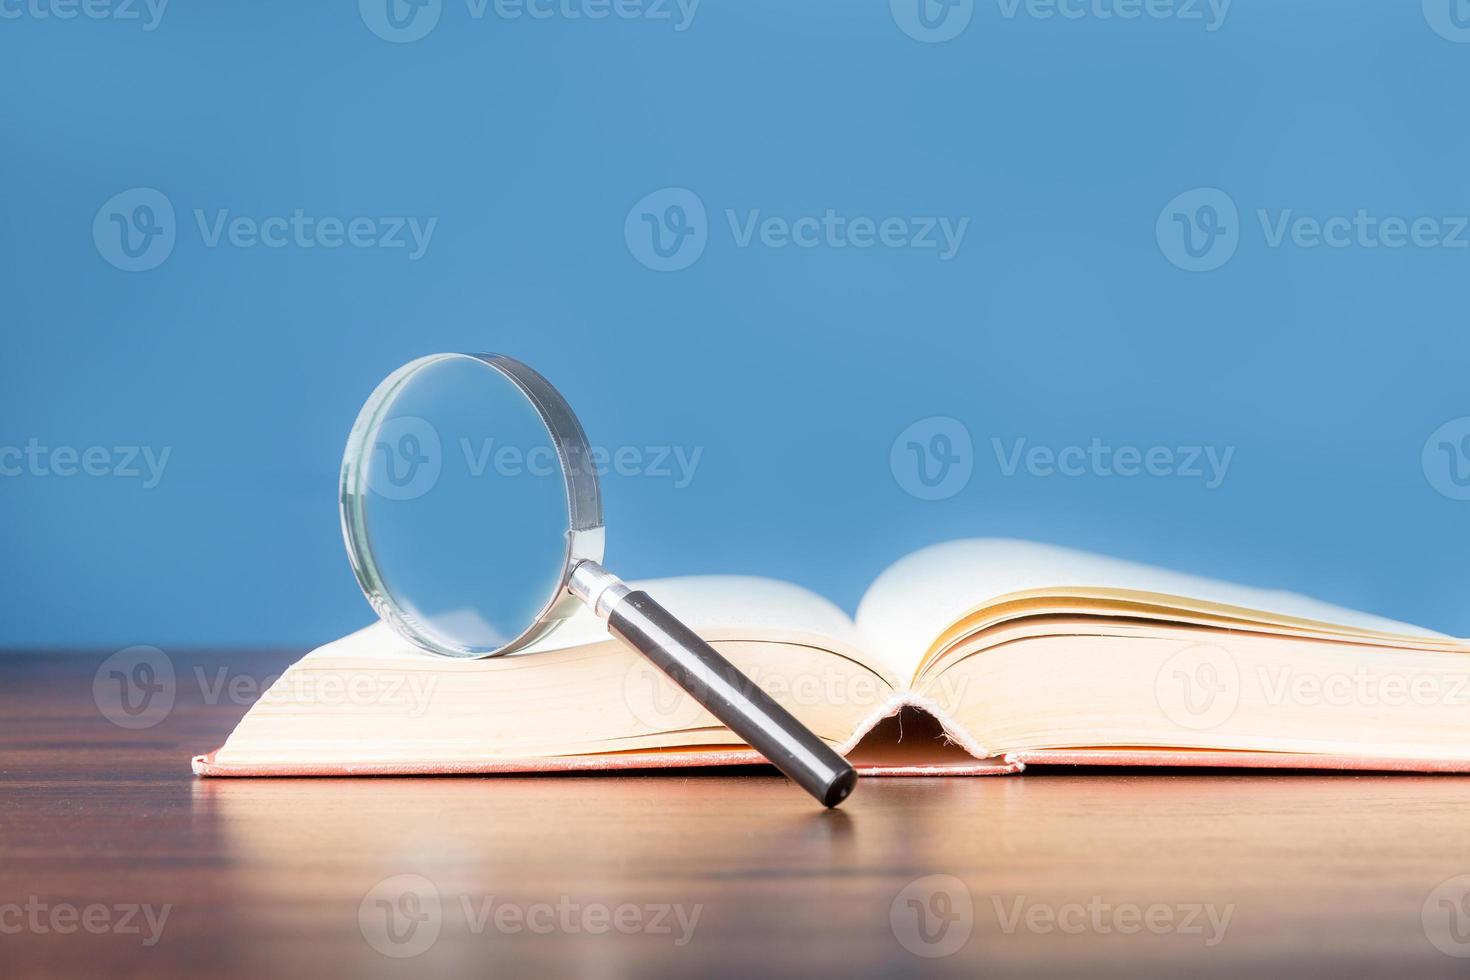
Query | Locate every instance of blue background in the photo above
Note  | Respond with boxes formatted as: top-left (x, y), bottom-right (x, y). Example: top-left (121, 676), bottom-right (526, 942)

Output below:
top-left (4, 0), bottom-right (1469, 649)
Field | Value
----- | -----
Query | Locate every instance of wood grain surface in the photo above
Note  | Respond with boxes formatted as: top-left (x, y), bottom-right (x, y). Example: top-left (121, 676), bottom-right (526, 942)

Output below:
top-left (5, 650), bottom-right (1470, 979)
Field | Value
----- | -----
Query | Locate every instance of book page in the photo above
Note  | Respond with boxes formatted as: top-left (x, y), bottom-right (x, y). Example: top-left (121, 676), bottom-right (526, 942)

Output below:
top-left (856, 538), bottom-right (1449, 684)
top-left (215, 576), bottom-right (898, 767)
top-left (317, 575), bottom-right (881, 675)
top-left (522, 575), bottom-right (870, 658)
top-left (933, 621), bottom-right (1470, 761)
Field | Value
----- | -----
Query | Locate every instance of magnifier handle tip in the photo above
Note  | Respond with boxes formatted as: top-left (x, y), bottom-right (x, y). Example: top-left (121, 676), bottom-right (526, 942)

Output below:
top-left (822, 766), bottom-right (859, 809)
top-left (605, 589), bottom-right (858, 808)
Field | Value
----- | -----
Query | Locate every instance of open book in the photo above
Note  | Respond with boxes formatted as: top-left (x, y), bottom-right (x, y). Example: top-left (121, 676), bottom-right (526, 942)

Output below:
top-left (193, 539), bottom-right (1470, 778)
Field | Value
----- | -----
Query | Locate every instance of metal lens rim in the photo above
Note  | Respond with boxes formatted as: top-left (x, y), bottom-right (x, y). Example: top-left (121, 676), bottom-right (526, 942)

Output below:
top-left (338, 352), bottom-right (605, 658)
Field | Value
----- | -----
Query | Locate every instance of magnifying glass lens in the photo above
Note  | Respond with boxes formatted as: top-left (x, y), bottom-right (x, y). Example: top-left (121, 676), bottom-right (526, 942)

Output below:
top-left (342, 352), bottom-right (857, 806)
top-left (342, 354), bottom-right (571, 656)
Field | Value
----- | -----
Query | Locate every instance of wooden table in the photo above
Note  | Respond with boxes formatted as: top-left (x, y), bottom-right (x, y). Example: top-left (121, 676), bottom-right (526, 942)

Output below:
top-left (6, 650), bottom-right (1470, 978)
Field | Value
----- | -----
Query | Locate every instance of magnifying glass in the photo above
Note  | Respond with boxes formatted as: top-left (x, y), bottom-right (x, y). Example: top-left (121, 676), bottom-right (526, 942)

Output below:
top-left (338, 353), bottom-right (857, 808)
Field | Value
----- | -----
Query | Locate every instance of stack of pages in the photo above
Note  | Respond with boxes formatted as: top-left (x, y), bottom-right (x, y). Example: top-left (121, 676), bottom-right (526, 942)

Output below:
top-left (194, 539), bottom-right (1470, 777)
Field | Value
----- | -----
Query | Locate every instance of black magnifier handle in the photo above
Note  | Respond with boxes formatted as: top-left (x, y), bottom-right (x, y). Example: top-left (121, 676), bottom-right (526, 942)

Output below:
top-left (569, 562), bottom-right (858, 808)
